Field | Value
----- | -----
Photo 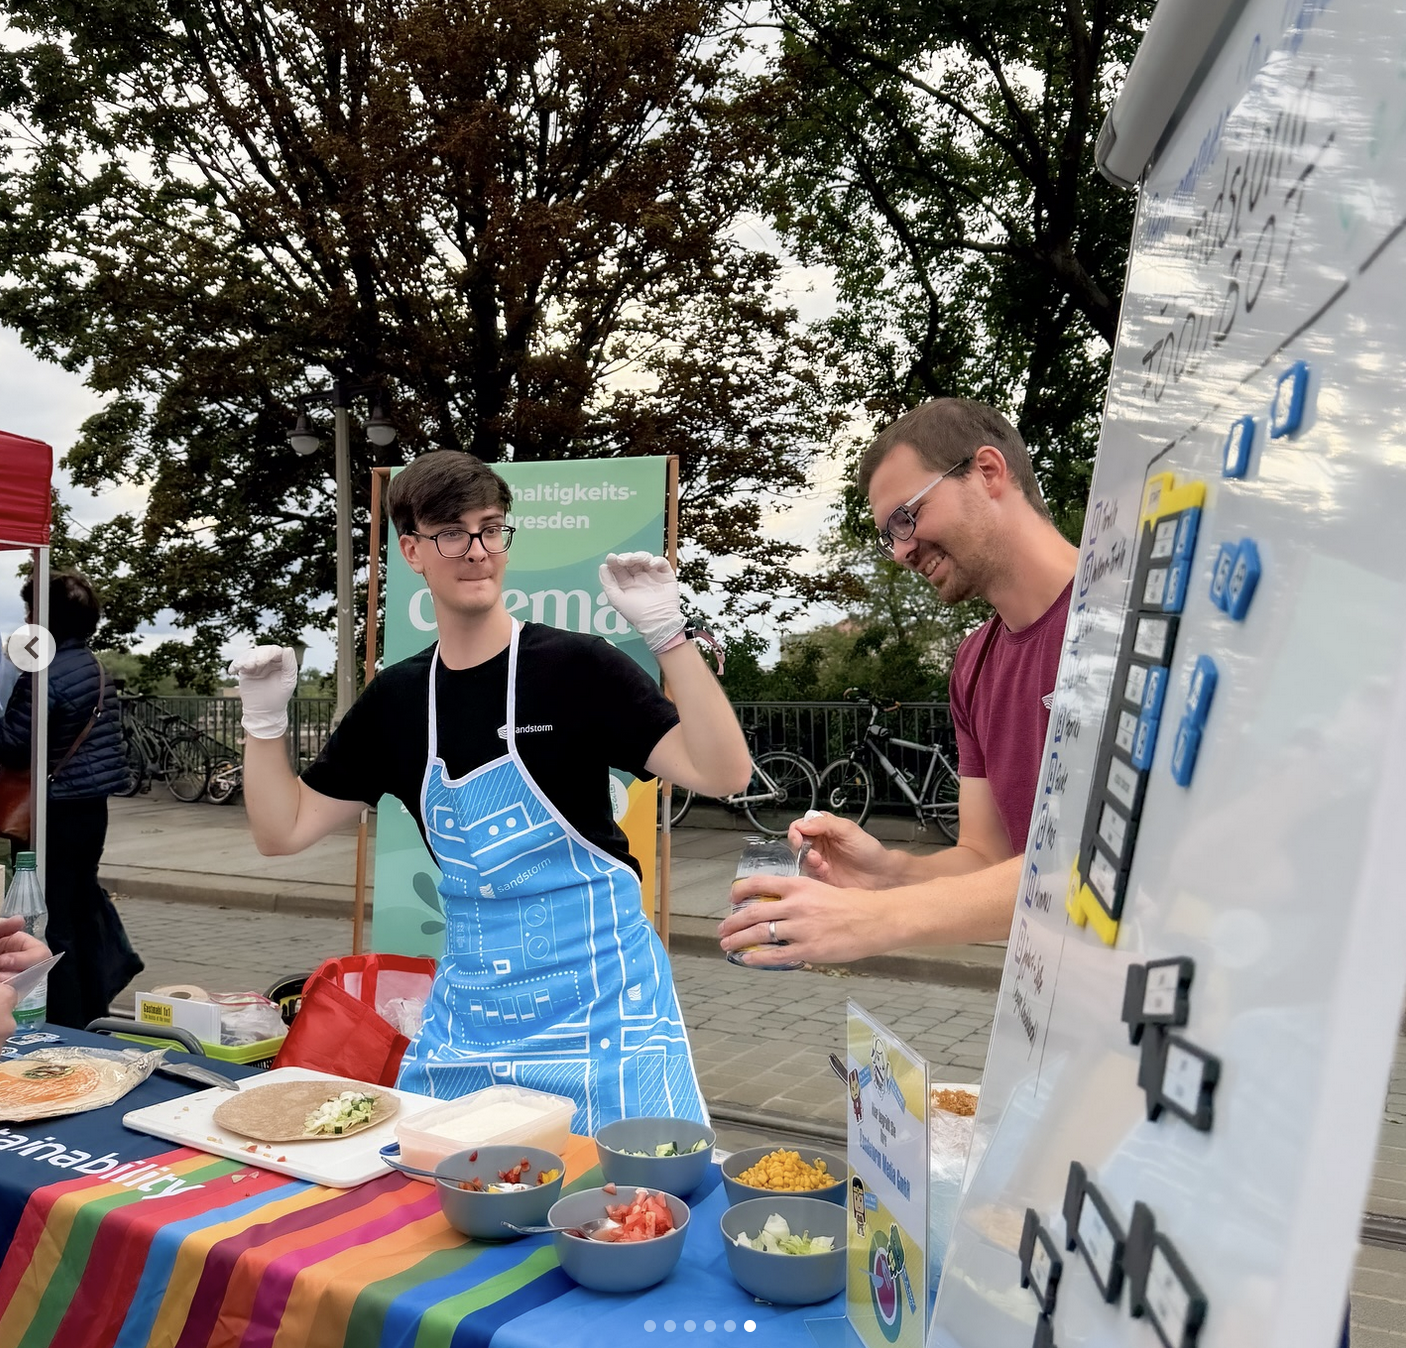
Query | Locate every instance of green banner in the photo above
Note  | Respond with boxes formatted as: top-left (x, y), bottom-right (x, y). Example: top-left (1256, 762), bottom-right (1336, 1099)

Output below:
top-left (372, 457), bottom-right (669, 955)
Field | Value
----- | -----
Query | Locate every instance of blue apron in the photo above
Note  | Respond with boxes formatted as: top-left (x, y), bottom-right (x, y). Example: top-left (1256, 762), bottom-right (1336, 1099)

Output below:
top-left (396, 622), bottom-right (708, 1134)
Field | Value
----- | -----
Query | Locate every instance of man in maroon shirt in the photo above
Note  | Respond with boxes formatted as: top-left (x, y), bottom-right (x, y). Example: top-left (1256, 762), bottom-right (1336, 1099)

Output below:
top-left (720, 397), bottom-right (1077, 965)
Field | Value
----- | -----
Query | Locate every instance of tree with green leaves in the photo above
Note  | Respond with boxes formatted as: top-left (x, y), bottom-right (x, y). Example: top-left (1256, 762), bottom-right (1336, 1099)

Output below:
top-left (0, 0), bottom-right (840, 688)
top-left (756, 0), bottom-right (1152, 540)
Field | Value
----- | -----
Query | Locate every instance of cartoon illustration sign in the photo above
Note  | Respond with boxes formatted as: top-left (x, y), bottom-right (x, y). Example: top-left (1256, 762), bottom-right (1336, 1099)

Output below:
top-left (847, 1001), bottom-right (929, 1348)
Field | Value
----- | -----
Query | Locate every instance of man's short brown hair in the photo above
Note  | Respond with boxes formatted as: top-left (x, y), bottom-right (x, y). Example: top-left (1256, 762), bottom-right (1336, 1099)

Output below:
top-left (388, 451), bottom-right (513, 537)
top-left (857, 398), bottom-right (1049, 520)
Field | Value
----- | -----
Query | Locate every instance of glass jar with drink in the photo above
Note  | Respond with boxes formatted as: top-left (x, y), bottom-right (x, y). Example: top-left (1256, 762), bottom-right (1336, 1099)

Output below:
top-left (727, 836), bottom-right (804, 971)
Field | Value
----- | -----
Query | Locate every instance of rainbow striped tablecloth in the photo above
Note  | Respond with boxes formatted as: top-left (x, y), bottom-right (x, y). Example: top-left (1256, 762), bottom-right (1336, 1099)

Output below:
top-left (0, 1056), bottom-right (841, 1348)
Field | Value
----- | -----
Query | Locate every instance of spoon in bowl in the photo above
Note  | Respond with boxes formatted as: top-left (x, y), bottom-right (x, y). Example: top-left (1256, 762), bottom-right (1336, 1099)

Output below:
top-left (503, 1216), bottom-right (620, 1240)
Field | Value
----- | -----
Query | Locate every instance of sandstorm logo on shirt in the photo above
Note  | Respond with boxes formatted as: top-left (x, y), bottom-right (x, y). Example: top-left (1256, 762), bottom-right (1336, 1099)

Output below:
top-left (496, 724), bottom-right (554, 739)
top-left (1041, 692), bottom-right (1055, 710)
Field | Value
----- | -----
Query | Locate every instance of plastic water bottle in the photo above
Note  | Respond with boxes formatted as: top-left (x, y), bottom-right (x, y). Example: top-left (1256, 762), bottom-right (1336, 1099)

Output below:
top-left (2, 851), bottom-right (48, 1025)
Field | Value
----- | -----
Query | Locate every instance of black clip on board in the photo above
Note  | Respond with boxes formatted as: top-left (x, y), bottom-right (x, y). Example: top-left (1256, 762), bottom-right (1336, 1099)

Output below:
top-left (1019, 1208), bottom-right (1062, 1345)
top-left (1125, 1201), bottom-right (1208, 1348)
top-left (1138, 1025), bottom-right (1221, 1130)
top-left (1062, 1161), bottom-right (1127, 1304)
top-left (1123, 957), bottom-right (1220, 1130)
top-left (1122, 956), bottom-right (1195, 1045)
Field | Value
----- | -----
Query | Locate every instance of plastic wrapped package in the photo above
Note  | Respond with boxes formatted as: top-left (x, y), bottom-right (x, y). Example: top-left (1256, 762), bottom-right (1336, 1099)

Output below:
top-left (927, 1086), bottom-right (979, 1310)
top-left (207, 993), bottom-right (289, 1046)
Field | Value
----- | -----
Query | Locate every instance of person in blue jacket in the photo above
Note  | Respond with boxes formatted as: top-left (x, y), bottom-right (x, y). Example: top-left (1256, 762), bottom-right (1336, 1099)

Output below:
top-left (0, 571), bottom-right (141, 1026)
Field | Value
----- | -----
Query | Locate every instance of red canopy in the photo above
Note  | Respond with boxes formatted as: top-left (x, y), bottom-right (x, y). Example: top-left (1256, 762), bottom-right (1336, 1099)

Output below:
top-left (0, 430), bottom-right (53, 549)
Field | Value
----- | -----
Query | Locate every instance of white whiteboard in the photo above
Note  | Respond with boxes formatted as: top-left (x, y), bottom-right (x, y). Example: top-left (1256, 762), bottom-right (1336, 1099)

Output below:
top-left (930, 1), bottom-right (1406, 1345)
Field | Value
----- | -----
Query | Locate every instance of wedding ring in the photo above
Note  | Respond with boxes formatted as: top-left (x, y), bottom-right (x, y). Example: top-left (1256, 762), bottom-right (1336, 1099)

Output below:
top-left (768, 919), bottom-right (778, 943)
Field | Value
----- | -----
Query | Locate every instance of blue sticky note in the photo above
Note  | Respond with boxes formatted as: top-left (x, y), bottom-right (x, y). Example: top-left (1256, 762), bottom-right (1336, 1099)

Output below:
top-left (1226, 539), bottom-right (1262, 620)
top-left (1171, 719), bottom-right (1202, 787)
top-left (1164, 559), bottom-right (1190, 613)
top-left (1185, 655), bottom-right (1218, 728)
top-left (1142, 665), bottom-right (1169, 719)
top-left (1210, 543), bottom-right (1237, 611)
top-left (1173, 507), bottom-right (1201, 561)
top-left (1223, 416), bottom-right (1255, 477)
top-left (1271, 361), bottom-right (1310, 438)
top-left (1131, 712), bottom-right (1159, 770)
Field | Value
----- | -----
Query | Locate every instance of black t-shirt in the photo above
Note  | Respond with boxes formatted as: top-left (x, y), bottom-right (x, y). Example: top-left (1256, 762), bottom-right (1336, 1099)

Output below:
top-left (301, 624), bottom-right (679, 875)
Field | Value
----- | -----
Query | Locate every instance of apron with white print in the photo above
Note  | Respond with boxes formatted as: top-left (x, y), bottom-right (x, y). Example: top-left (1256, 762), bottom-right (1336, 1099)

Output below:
top-left (396, 622), bottom-right (707, 1134)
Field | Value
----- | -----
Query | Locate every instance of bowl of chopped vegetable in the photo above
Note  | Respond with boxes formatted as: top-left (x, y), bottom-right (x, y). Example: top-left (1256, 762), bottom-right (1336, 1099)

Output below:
top-left (719, 1146), bottom-right (846, 1207)
top-left (594, 1116), bottom-right (716, 1196)
top-left (433, 1144), bottom-right (566, 1241)
top-left (721, 1196), bottom-right (846, 1304)
top-left (548, 1184), bottom-right (690, 1291)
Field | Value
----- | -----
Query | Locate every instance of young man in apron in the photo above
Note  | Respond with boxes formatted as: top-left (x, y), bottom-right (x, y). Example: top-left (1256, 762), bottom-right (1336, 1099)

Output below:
top-left (232, 451), bottom-right (751, 1133)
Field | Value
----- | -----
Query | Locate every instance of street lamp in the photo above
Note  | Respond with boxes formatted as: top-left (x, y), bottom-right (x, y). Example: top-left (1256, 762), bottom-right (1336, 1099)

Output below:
top-left (286, 380), bottom-right (397, 724)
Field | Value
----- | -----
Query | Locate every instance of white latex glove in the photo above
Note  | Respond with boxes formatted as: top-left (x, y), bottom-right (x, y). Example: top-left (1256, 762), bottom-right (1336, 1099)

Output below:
top-left (598, 552), bottom-right (686, 653)
top-left (228, 646), bottom-right (299, 739)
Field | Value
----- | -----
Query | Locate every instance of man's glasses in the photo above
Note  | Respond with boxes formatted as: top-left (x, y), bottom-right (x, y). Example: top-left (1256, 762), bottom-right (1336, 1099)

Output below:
top-left (413, 524), bottom-right (517, 557)
top-left (875, 456), bottom-right (973, 559)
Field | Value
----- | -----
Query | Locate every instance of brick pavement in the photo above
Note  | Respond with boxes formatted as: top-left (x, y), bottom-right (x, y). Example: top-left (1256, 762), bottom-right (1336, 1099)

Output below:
top-left (110, 894), bottom-right (996, 1126)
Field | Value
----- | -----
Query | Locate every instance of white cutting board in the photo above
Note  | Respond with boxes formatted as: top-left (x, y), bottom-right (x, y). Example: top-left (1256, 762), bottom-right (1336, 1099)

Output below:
top-left (122, 1066), bottom-right (440, 1188)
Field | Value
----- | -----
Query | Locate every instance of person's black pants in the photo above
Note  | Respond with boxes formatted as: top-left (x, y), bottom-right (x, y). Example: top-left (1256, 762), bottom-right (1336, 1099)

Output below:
top-left (41, 796), bottom-right (142, 1028)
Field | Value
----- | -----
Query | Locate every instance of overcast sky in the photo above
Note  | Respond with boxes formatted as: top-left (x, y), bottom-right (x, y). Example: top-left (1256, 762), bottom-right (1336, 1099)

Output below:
top-left (0, 248), bottom-right (850, 674)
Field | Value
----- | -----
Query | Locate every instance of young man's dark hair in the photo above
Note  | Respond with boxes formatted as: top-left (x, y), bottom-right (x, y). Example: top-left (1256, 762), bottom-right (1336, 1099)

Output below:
top-left (20, 570), bottom-right (101, 642)
top-left (387, 450), bottom-right (513, 538)
top-left (857, 397), bottom-right (1050, 521)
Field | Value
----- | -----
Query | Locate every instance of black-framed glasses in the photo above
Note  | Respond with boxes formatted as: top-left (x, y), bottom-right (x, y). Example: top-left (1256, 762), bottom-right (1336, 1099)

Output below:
top-left (413, 524), bottom-right (516, 557)
top-left (875, 456), bottom-right (973, 559)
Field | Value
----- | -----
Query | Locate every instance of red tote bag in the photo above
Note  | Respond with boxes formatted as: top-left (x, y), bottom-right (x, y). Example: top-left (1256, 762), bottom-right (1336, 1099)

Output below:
top-left (273, 952), bottom-right (437, 1087)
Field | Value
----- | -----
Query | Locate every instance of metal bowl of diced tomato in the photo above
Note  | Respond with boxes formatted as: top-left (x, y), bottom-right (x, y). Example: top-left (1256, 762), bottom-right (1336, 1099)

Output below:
top-left (548, 1184), bottom-right (690, 1291)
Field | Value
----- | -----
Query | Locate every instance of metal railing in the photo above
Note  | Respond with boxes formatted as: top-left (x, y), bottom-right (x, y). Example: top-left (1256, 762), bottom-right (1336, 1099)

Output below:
top-left (123, 696), bottom-right (950, 809)
top-left (120, 696), bottom-right (337, 773)
top-left (729, 700), bottom-right (956, 811)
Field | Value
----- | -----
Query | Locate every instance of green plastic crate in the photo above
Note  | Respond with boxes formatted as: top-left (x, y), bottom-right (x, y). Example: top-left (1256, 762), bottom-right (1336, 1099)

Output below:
top-left (117, 1029), bottom-right (284, 1070)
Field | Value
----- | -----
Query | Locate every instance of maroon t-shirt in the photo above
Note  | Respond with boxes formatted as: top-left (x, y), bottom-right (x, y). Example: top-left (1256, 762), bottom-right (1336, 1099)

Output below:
top-left (949, 581), bottom-right (1072, 855)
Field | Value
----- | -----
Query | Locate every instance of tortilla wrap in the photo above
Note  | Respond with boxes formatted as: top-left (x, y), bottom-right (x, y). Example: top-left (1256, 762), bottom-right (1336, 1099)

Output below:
top-left (0, 1048), bottom-right (162, 1123)
top-left (213, 1078), bottom-right (399, 1142)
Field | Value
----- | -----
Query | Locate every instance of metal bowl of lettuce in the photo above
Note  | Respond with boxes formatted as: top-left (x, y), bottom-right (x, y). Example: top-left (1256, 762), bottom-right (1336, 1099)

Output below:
top-left (594, 1116), bottom-right (716, 1196)
top-left (720, 1196), bottom-right (847, 1305)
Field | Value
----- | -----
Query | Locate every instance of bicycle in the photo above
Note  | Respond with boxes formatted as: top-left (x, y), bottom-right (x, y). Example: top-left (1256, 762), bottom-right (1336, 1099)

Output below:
top-left (206, 755), bottom-right (243, 804)
top-left (667, 743), bottom-right (820, 837)
top-left (817, 689), bottom-right (961, 842)
top-left (113, 694), bottom-right (212, 803)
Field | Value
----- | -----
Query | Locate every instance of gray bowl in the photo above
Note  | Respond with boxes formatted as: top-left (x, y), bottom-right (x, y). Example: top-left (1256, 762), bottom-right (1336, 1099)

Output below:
top-left (721, 1196), bottom-right (847, 1305)
top-left (594, 1117), bottom-right (716, 1197)
top-left (548, 1185), bottom-right (690, 1292)
top-left (433, 1144), bottom-right (565, 1241)
top-left (719, 1145), bottom-right (847, 1208)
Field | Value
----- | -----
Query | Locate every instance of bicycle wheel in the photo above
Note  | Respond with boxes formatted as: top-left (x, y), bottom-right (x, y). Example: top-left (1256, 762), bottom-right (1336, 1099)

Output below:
top-left (163, 735), bottom-right (210, 802)
top-left (206, 757), bottom-right (242, 804)
top-left (742, 751), bottom-right (819, 836)
top-left (926, 765), bottom-right (960, 844)
top-left (818, 758), bottom-right (874, 828)
top-left (113, 727), bottom-right (145, 797)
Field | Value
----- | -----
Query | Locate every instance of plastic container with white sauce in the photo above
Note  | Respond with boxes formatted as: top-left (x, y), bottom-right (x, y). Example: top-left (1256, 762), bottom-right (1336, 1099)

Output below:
top-left (395, 1085), bottom-right (576, 1173)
